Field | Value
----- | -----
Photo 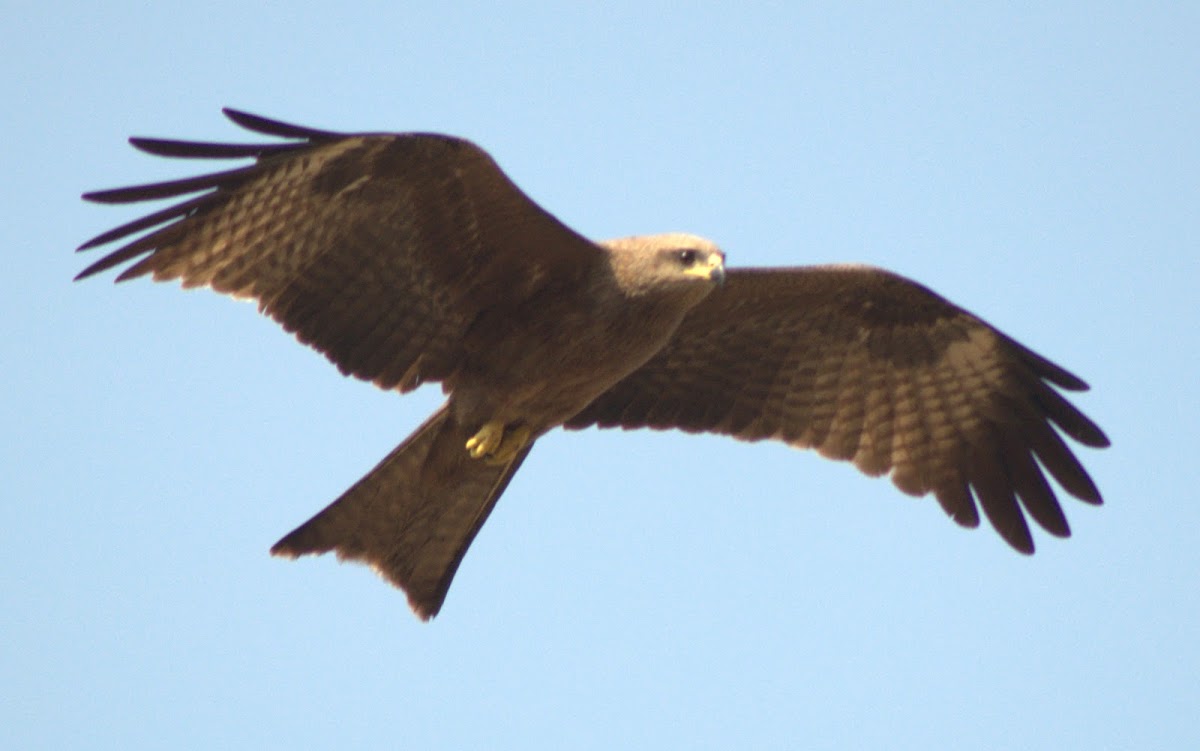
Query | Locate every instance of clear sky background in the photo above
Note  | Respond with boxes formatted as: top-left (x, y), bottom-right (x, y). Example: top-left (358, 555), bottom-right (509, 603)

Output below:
top-left (4, 2), bottom-right (1197, 749)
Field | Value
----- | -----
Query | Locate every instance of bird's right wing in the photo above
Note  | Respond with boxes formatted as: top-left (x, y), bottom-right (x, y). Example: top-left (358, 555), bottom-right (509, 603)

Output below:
top-left (77, 109), bottom-right (605, 393)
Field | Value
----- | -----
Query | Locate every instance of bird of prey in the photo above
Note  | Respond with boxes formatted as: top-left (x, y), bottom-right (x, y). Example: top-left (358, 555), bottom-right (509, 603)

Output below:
top-left (77, 109), bottom-right (1108, 620)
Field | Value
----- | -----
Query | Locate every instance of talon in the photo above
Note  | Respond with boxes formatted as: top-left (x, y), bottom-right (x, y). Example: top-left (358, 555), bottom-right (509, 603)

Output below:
top-left (465, 421), bottom-right (531, 465)
top-left (487, 424), bottom-right (531, 465)
top-left (465, 421), bottom-right (505, 459)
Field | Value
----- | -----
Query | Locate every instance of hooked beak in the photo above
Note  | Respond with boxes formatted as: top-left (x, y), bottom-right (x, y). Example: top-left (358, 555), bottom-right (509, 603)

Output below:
top-left (684, 254), bottom-right (726, 286)
top-left (709, 262), bottom-right (726, 286)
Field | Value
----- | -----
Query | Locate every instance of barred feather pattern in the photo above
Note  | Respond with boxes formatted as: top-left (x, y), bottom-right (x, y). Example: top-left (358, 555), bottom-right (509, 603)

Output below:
top-left (567, 266), bottom-right (1108, 552)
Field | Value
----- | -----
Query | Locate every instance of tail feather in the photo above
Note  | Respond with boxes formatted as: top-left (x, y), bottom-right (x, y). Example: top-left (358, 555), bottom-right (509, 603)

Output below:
top-left (271, 404), bottom-right (532, 619)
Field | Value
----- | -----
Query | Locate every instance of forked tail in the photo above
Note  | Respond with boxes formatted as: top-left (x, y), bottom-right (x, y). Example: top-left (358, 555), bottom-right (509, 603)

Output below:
top-left (271, 404), bottom-right (532, 619)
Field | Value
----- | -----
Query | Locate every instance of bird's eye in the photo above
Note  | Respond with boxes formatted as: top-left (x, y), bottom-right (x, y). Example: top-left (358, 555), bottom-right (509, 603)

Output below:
top-left (678, 249), bottom-right (698, 266)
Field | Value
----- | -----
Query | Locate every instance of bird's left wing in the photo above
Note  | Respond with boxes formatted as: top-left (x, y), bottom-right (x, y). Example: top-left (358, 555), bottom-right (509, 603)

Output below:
top-left (565, 266), bottom-right (1109, 552)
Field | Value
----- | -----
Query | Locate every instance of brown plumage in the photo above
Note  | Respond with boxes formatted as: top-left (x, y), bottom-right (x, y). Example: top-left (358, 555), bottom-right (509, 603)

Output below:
top-left (77, 109), bottom-right (1108, 619)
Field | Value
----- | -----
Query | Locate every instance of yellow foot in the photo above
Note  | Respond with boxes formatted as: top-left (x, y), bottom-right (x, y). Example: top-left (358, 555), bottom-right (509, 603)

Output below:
top-left (465, 421), bottom-right (531, 465)
top-left (465, 421), bottom-right (505, 459)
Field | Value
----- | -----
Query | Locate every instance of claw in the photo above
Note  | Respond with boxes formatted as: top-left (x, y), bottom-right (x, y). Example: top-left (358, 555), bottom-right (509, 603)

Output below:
top-left (465, 421), bottom-right (505, 459)
top-left (465, 421), bottom-right (531, 465)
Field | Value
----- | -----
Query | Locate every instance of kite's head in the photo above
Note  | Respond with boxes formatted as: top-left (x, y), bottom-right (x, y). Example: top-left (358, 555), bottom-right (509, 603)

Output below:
top-left (603, 233), bottom-right (726, 305)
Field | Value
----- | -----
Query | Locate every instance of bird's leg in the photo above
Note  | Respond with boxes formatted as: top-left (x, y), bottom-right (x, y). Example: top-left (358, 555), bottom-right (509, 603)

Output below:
top-left (465, 421), bottom-right (531, 466)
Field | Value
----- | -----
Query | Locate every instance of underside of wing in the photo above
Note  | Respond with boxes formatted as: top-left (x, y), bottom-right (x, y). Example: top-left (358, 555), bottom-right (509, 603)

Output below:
top-left (77, 109), bottom-right (604, 393)
top-left (567, 266), bottom-right (1108, 553)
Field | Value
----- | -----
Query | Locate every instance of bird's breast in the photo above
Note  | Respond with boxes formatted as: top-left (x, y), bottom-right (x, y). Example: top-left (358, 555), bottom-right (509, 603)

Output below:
top-left (453, 297), bottom-right (687, 433)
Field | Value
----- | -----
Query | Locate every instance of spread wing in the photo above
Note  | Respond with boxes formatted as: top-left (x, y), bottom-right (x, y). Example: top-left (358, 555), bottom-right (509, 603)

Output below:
top-left (76, 109), bottom-right (604, 392)
top-left (566, 266), bottom-right (1109, 552)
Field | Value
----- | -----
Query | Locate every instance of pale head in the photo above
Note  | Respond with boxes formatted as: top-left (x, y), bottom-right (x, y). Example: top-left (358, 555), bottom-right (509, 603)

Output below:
top-left (601, 233), bottom-right (726, 303)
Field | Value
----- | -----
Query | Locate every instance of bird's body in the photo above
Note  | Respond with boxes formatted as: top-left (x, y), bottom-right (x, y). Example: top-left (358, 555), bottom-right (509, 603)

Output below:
top-left (78, 110), bottom-right (1108, 619)
top-left (448, 233), bottom-right (724, 441)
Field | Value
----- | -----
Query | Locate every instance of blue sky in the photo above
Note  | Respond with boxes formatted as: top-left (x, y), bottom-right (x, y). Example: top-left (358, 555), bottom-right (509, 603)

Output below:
top-left (4, 2), bottom-right (1197, 748)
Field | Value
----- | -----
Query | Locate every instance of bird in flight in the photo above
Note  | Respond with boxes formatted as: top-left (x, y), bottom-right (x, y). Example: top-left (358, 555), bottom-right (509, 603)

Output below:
top-left (77, 109), bottom-right (1108, 620)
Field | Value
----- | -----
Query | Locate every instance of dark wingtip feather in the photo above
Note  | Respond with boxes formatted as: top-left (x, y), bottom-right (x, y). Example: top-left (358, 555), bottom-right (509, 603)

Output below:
top-left (130, 136), bottom-right (300, 159)
top-left (74, 242), bottom-right (156, 282)
top-left (74, 253), bottom-right (131, 281)
top-left (222, 108), bottom-right (342, 140)
top-left (933, 478), bottom-right (981, 529)
top-left (77, 193), bottom-right (218, 253)
top-left (1024, 380), bottom-right (1111, 449)
top-left (82, 186), bottom-right (142, 204)
top-left (1006, 334), bottom-right (1091, 391)
top-left (1028, 421), bottom-right (1105, 506)
top-left (80, 164), bottom-right (258, 205)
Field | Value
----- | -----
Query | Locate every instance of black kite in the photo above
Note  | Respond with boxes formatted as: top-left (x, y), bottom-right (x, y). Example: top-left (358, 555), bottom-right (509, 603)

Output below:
top-left (77, 110), bottom-right (1109, 619)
